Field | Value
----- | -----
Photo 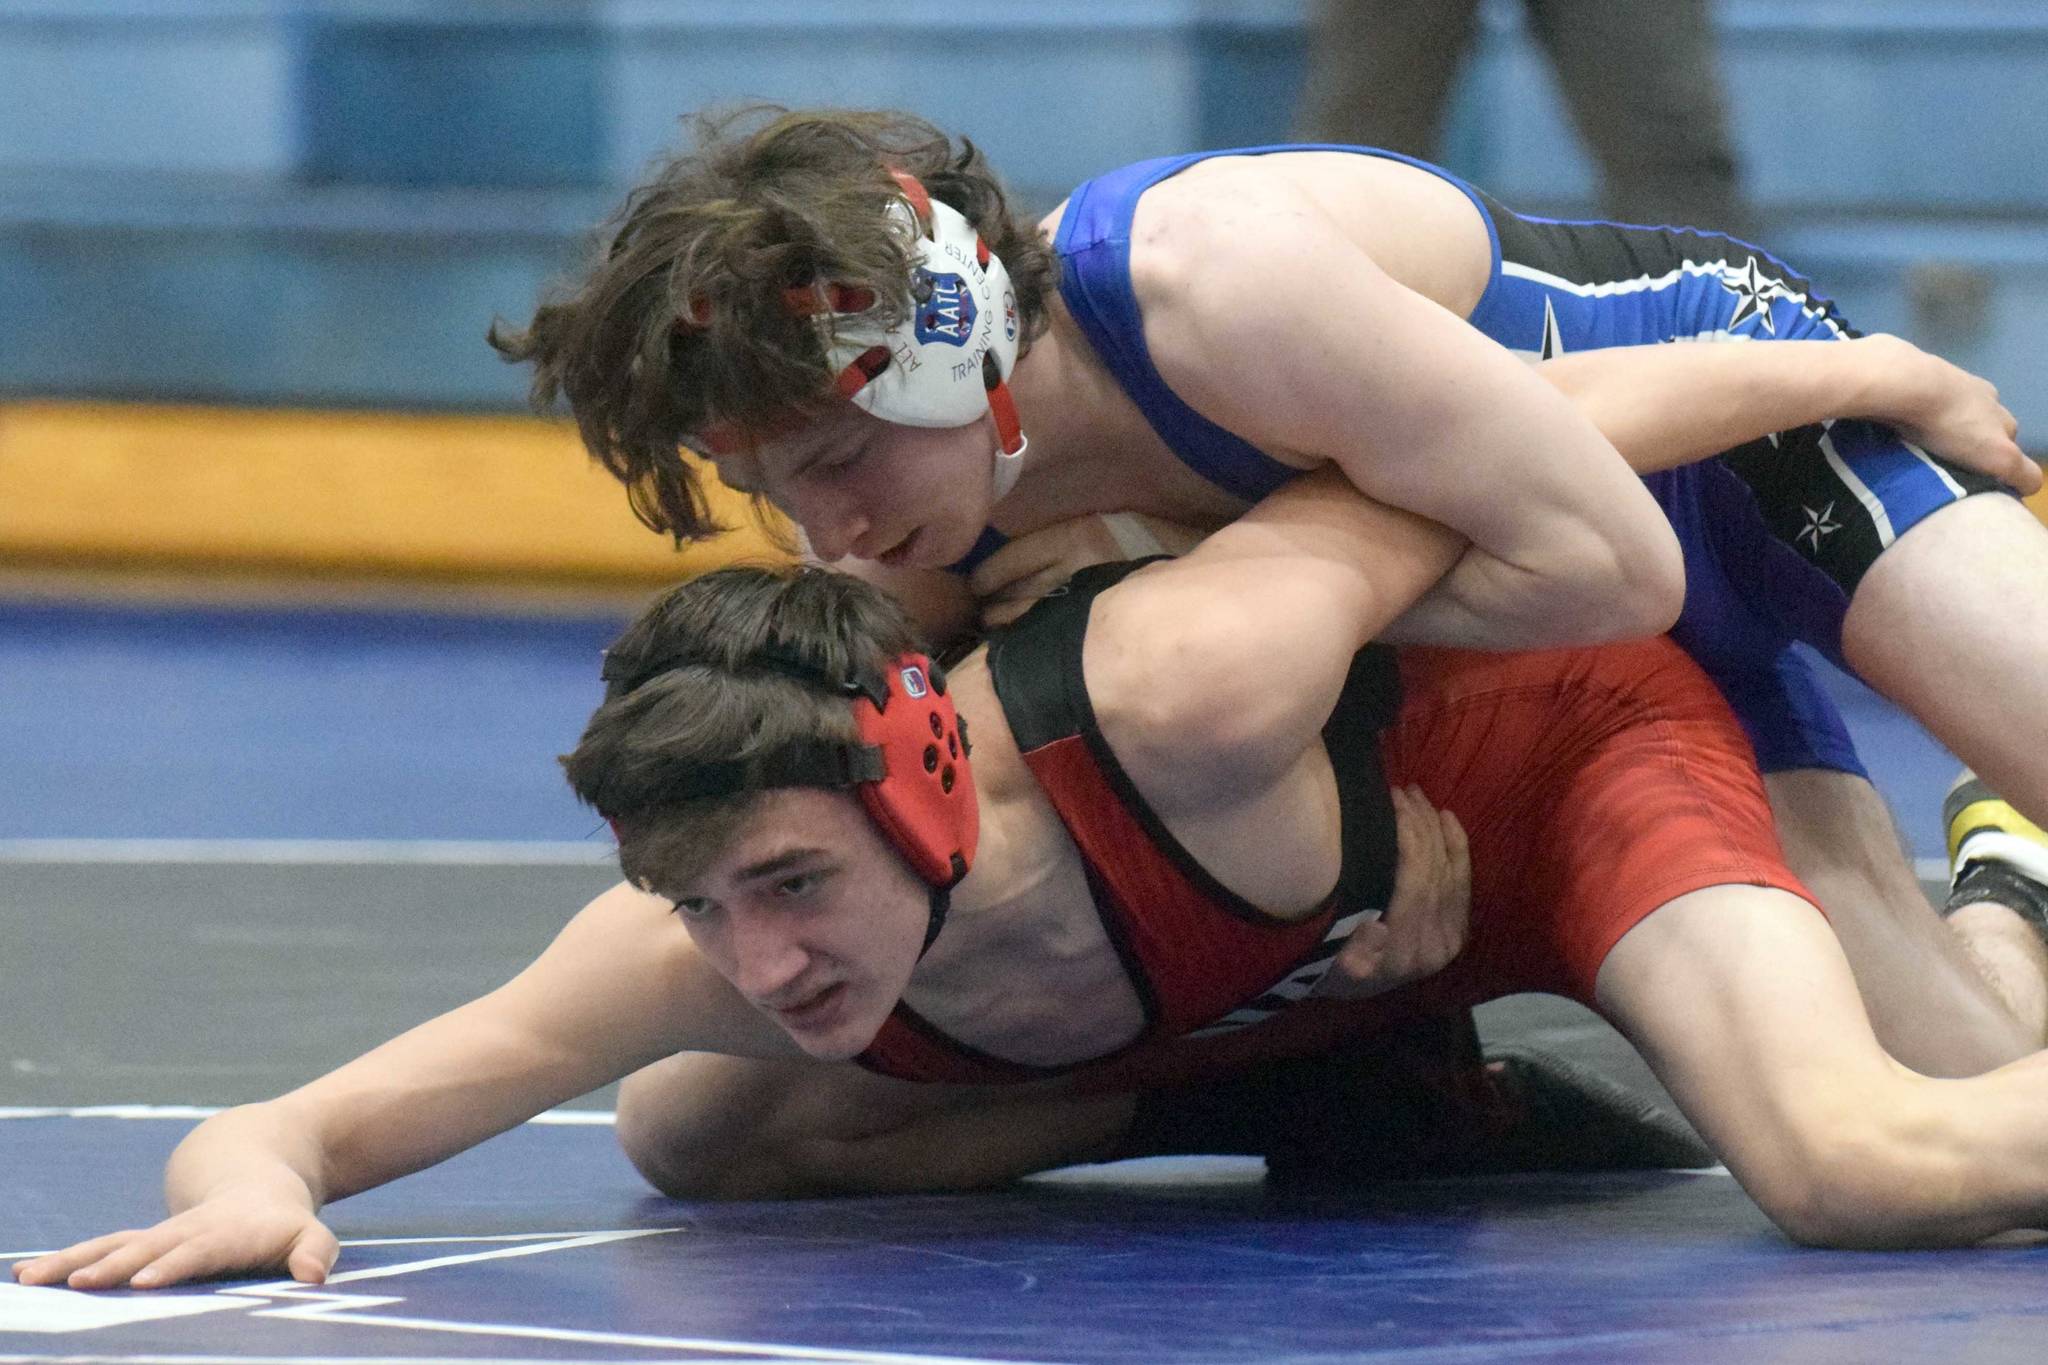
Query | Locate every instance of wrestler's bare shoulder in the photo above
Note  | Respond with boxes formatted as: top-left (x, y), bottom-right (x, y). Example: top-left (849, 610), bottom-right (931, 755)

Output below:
top-left (1124, 151), bottom-right (1493, 315)
top-left (1038, 198), bottom-right (1069, 242)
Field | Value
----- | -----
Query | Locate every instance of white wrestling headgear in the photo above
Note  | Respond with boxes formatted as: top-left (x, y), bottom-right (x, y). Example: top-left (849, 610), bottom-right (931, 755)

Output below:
top-left (695, 171), bottom-right (1028, 498)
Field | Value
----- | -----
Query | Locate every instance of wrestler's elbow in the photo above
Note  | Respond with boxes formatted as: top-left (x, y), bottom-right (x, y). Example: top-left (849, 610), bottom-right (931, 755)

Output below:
top-left (1547, 516), bottom-right (1684, 643)
top-left (1607, 534), bottom-right (1685, 639)
top-left (1730, 1084), bottom-right (1979, 1250)
top-left (1746, 1126), bottom-right (1900, 1249)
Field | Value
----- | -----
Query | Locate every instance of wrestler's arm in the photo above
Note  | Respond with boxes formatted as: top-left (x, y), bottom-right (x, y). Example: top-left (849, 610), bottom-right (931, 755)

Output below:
top-left (1088, 466), bottom-right (1460, 805)
top-left (1537, 335), bottom-right (2035, 491)
top-left (12, 883), bottom-right (774, 1291)
top-left (1134, 184), bottom-right (1682, 650)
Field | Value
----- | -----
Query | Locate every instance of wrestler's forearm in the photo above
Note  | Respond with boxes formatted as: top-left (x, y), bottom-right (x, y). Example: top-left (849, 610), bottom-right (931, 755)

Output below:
top-left (1377, 546), bottom-right (1636, 650)
top-left (1357, 467), bottom-right (1682, 650)
top-left (1538, 337), bottom-right (1896, 473)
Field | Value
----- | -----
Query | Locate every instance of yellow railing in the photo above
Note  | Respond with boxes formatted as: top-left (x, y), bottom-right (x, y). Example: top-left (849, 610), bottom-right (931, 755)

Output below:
top-left (0, 402), bottom-right (790, 588)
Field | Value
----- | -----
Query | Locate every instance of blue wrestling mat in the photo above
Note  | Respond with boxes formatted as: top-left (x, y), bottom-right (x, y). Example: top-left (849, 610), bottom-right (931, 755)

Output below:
top-left (6, 1113), bottom-right (2047, 1363)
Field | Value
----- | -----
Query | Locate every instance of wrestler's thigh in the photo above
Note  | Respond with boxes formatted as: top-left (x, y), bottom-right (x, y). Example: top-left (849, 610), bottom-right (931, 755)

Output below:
top-left (615, 1051), bottom-right (1133, 1200)
top-left (1843, 491), bottom-right (2048, 823)
top-left (1593, 884), bottom-right (1926, 1244)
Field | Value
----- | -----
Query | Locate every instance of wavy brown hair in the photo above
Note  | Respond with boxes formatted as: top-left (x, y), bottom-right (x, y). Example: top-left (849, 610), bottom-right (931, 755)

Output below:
top-left (490, 106), bottom-right (1058, 545)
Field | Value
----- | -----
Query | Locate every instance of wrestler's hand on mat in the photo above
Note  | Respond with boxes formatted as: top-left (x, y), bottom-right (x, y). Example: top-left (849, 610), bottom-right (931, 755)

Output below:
top-left (970, 513), bottom-right (1206, 628)
top-left (1857, 333), bottom-right (2037, 494)
top-left (11, 1184), bottom-right (339, 1290)
top-left (1317, 786), bottom-right (1471, 999)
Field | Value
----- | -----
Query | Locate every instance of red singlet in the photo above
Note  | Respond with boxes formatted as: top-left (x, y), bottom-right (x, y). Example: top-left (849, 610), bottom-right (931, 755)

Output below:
top-left (859, 565), bottom-right (1817, 1093)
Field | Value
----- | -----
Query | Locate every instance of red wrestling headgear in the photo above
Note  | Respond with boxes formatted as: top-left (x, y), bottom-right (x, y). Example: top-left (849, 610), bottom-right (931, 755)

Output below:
top-left (843, 654), bottom-right (979, 889)
top-left (600, 647), bottom-right (977, 955)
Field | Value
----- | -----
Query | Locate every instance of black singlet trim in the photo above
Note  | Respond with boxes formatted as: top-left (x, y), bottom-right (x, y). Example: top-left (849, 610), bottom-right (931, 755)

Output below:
top-left (1319, 644), bottom-right (1402, 913)
top-left (1079, 853), bottom-right (1164, 1030)
top-left (878, 1001), bottom-right (1059, 1080)
top-left (1478, 188), bottom-right (1854, 335)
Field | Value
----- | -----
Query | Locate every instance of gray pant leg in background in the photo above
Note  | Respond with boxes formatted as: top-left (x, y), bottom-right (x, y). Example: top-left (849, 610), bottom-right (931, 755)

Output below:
top-left (1295, 0), bottom-right (1752, 236)
top-left (1295, 0), bottom-right (1486, 154)
top-left (1524, 0), bottom-right (1752, 234)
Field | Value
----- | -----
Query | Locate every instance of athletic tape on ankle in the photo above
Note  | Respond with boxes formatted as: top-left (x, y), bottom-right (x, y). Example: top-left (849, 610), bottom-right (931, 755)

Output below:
top-left (1954, 829), bottom-right (2048, 888)
top-left (1946, 861), bottom-right (2048, 931)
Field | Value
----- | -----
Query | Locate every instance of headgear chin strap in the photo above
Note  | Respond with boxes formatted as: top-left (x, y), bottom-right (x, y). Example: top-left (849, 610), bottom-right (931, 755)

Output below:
top-left (695, 171), bottom-right (1027, 500)
top-left (603, 648), bottom-right (978, 958)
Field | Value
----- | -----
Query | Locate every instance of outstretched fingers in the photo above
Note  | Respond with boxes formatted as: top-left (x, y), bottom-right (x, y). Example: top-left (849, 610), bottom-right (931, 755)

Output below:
top-left (127, 1222), bottom-right (336, 1289)
top-left (11, 1208), bottom-right (341, 1291)
top-left (12, 1229), bottom-right (137, 1287)
top-left (15, 1228), bottom-right (184, 1291)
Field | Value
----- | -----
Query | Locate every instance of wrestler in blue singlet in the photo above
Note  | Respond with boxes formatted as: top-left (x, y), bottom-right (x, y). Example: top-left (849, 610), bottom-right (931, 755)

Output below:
top-left (1041, 144), bottom-right (2004, 777)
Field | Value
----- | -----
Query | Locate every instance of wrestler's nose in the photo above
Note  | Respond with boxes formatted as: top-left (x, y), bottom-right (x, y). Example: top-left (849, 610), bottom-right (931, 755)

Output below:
top-left (790, 486), bottom-right (870, 563)
top-left (726, 907), bottom-right (810, 1005)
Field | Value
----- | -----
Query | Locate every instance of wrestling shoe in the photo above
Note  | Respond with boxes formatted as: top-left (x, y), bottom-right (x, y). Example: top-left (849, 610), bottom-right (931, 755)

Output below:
top-left (1942, 770), bottom-right (2048, 932)
top-left (1465, 1043), bottom-right (1715, 1176)
top-left (1257, 1037), bottom-right (1715, 1184)
top-left (1116, 1012), bottom-right (1715, 1186)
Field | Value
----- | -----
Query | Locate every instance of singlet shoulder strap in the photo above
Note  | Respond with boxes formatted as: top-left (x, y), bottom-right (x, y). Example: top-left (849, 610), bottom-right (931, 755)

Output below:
top-left (1321, 643), bottom-right (1402, 913)
top-left (985, 558), bottom-right (1157, 752)
top-left (1055, 159), bottom-right (1292, 504)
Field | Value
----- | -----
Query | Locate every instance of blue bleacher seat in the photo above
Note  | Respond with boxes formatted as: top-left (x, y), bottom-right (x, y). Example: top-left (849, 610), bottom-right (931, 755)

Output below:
top-left (2, 0), bottom-right (2044, 440)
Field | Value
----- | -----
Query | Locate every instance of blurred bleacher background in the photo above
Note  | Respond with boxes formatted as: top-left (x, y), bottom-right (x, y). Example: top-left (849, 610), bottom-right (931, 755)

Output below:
top-left (1, 0), bottom-right (2043, 848)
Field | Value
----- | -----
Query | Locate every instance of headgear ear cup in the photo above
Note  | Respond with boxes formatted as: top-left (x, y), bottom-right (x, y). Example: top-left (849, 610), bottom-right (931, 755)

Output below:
top-left (689, 170), bottom-right (1027, 475)
top-left (850, 654), bottom-right (978, 889)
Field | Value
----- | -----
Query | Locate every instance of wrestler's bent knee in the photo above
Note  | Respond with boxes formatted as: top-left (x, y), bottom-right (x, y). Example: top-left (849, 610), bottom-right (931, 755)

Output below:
top-left (1744, 1095), bottom-right (1966, 1249)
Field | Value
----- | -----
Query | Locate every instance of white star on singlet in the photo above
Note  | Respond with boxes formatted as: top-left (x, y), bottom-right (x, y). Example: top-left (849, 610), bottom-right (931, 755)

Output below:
top-left (1721, 255), bottom-right (1787, 335)
top-left (1798, 501), bottom-right (1843, 552)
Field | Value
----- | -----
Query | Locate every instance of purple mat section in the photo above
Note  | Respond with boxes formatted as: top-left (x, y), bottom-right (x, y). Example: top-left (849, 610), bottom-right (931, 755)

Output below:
top-left (5, 1116), bottom-right (2046, 1363)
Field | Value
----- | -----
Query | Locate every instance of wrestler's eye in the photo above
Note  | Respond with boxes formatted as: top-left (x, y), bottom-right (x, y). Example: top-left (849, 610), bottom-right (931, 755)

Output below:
top-left (774, 871), bottom-right (827, 899)
top-left (674, 897), bottom-right (716, 921)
